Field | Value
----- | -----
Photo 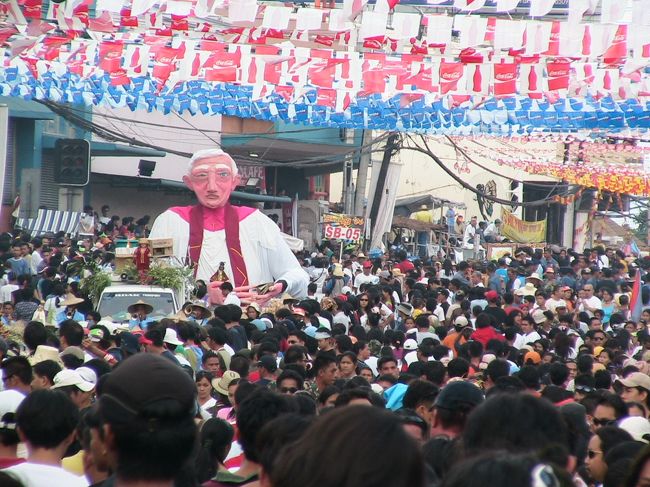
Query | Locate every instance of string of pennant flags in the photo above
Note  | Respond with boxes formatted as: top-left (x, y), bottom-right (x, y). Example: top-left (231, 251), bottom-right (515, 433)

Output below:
top-left (449, 136), bottom-right (650, 195)
top-left (3, 0), bottom-right (650, 133)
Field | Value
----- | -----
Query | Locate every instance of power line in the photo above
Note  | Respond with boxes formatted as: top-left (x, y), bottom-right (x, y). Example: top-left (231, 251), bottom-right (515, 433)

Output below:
top-left (37, 99), bottom-right (393, 168)
top-left (403, 134), bottom-right (577, 208)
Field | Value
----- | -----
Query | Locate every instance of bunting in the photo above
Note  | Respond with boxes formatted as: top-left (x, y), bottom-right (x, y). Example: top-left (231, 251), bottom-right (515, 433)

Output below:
top-left (1, 0), bottom-right (650, 139)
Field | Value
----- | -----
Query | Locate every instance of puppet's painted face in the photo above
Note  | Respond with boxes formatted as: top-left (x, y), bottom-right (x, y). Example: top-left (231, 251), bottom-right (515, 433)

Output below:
top-left (183, 156), bottom-right (239, 209)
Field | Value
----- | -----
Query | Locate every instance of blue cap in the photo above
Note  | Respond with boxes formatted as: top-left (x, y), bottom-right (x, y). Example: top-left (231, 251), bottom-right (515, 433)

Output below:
top-left (304, 325), bottom-right (317, 338)
top-left (251, 319), bottom-right (267, 332)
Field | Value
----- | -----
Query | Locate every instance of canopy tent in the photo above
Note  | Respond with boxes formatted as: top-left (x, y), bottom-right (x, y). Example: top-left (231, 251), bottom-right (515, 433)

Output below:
top-left (394, 194), bottom-right (467, 217)
top-left (281, 232), bottom-right (305, 252)
top-left (3, 0), bottom-right (650, 135)
top-left (16, 210), bottom-right (81, 237)
top-left (391, 215), bottom-right (444, 232)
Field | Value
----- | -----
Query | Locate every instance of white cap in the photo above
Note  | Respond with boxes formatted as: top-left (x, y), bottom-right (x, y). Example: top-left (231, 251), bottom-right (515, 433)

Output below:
top-left (163, 328), bottom-right (183, 347)
top-left (0, 390), bottom-right (25, 428)
top-left (618, 417), bottom-right (650, 443)
top-left (403, 338), bottom-right (418, 351)
top-left (341, 286), bottom-right (352, 294)
top-left (76, 367), bottom-right (98, 387)
top-left (52, 369), bottom-right (95, 392)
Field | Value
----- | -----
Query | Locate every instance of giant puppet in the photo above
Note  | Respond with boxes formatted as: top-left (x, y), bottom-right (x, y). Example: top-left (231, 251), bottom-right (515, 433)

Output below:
top-left (149, 149), bottom-right (308, 303)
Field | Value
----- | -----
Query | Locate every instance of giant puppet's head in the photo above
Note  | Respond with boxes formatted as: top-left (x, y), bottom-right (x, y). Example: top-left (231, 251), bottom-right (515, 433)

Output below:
top-left (182, 149), bottom-right (240, 209)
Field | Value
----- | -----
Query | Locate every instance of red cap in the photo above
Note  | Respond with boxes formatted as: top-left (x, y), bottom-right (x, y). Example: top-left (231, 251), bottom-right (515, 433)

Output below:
top-left (363, 261), bottom-right (373, 268)
top-left (138, 335), bottom-right (153, 346)
top-left (485, 290), bottom-right (498, 301)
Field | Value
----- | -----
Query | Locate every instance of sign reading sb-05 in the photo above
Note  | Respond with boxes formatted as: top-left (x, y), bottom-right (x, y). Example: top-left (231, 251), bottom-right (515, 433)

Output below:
top-left (54, 139), bottom-right (90, 186)
top-left (322, 213), bottom-right (365, 243)
top-left (324, 224), bottom-right (362, 241)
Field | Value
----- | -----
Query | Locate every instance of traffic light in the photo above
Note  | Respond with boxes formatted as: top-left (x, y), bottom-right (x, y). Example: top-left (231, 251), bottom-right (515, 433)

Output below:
top-left (54, 139), bottom-right (90, 186)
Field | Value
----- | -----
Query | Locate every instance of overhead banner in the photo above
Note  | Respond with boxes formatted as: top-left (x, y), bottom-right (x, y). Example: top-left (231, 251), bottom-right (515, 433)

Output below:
top-left (501, 209), bottom-right (547, 243)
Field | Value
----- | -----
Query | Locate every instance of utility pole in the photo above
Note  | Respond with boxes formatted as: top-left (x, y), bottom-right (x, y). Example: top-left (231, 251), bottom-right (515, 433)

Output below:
top-left (354, 130), bottom-right (373, 216)
top-left (368, 133), bottom-right (399, 242)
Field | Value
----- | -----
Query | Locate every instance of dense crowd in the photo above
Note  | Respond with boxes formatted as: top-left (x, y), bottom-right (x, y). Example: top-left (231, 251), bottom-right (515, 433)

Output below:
top-left (1, 224), bottom-right (650, 487)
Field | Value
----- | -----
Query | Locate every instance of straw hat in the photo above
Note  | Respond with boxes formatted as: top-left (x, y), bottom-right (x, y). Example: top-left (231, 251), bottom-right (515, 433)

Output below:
top-left (127, 300), bottom-right (154, 315)
top-left (138, 238), bottom-right (149, 244)
top-left (212, 370), bottom-right (241, 396)
top-left (190, 300), bottom-right (212, 317)
top-left (515, 283), bottom-right (537, 297)
top-left (526, 273), bottom-right (543, 283)
top-left (60, 294), bottom-right (85, 307)
top-left (281, 293), bottom-right (298, 304)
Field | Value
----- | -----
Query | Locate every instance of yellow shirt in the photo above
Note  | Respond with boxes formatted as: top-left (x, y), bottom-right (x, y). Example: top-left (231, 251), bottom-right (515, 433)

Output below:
top-left (411, 210), bottom-right (433, 223)
top-left (62, 450), bottom-right (85, 477)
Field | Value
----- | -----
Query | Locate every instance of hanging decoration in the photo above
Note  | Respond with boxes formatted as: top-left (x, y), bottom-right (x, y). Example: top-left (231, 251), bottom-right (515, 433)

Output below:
top-left (449, 136), bottom-right (650, 196)
top-left (1, 0), bottom-right (650, 132)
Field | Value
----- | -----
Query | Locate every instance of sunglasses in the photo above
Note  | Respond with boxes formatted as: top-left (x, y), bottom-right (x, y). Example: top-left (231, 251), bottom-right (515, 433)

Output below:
top-left (587, 450), bottom-right (603, 459)
top-left (279, 387), bottom-right (298, 394)
top-left (592, 418), bottom-right (617, 427)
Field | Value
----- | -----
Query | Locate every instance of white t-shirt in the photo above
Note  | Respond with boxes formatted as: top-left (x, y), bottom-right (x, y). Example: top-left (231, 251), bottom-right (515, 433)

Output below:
top-left (223, 292), bottom-right (241, 306)
top-left (578, 296), bottom-right (602, 317)
top-left (354, 272), bottom-right (379, 290)
top-left (0, 284), bottom-right (18, 303)
top-left (3, 462), bottom-right (88, 487)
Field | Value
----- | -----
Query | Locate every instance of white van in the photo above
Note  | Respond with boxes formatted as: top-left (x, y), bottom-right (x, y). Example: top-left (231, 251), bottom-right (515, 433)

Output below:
top-left (97, 285), bottom-right (179, 323)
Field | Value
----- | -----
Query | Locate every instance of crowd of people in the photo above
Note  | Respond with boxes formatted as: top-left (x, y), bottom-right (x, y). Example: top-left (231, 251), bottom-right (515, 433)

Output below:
top-left (2, 223), bottom-right (650, 487)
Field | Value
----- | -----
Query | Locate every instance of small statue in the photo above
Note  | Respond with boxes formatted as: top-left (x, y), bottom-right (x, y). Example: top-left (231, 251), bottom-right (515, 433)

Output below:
top-left (133, 238), bottom-right (151, 283)
top-left (211, 262), bottom-right (229, 282)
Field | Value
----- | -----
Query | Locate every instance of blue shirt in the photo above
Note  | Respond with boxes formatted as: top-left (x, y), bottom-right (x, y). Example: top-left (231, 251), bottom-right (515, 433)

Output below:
top-left (7, 258), bottom-right (29, 277)
top-left (55, 310), bottom-right (85, 325)
top-left (495, 268), bottom-right (509, 287)
top-left (129, 316), bottom-right (154, 330)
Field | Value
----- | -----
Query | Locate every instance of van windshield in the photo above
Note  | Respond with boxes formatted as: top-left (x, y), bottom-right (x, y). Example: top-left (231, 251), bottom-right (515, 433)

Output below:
top-left (98, 292), bottom-right (175, 322)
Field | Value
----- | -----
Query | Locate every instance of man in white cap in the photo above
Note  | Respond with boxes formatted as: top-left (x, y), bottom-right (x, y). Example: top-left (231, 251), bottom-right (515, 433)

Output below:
top-left (51, 368), bottom-right (96, 410)
top-left (149, 148), bottom-right (308, 304)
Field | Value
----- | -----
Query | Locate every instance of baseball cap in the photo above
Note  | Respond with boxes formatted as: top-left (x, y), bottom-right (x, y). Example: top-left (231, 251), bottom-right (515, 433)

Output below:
top-left (403, 338), bottom-right (418, 351)
top-left (52, 369), bottom-right (95, 392)
top-left (314, 327), bottom-right (332, 340)
top-left (545, 267), bottom-right (555, 274)
top-left (618, 416), bottom-right (650, 443)
top-left (99, 354), bottom-right (196, 421)
top-left (532, 309), bottom-right (547, 325)
top-left (616, 372), bottom-right (650, 391)
top-left (485, 290), bottom-right (498, 301)
top-left (434, 381), bottom-right (484, 410)
top-left (89, 328), bottom-right (108, 343)
top-left (119, 332), bottom-right (140, 355)
top-left (257, 355), bottom-right (278, 373)
top-left (76, 367), bottom-right (98, 386)
top-left (453, 316), bottom-right (470, 329)
top-left (362, 261), bottom-right (373, 269)
top-left (60, 346), bottom-right (85, 361)
top-left (0, 390), bottom-right (25, 430)
top-left (251, 319), bottom-right (268, 331)
top-left (524, 351), bottom-right (542, 364)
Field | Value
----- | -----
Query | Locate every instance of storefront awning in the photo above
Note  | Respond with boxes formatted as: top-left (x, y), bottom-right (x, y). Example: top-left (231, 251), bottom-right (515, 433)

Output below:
top-left (16, 210), bottom-right (80, 236)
